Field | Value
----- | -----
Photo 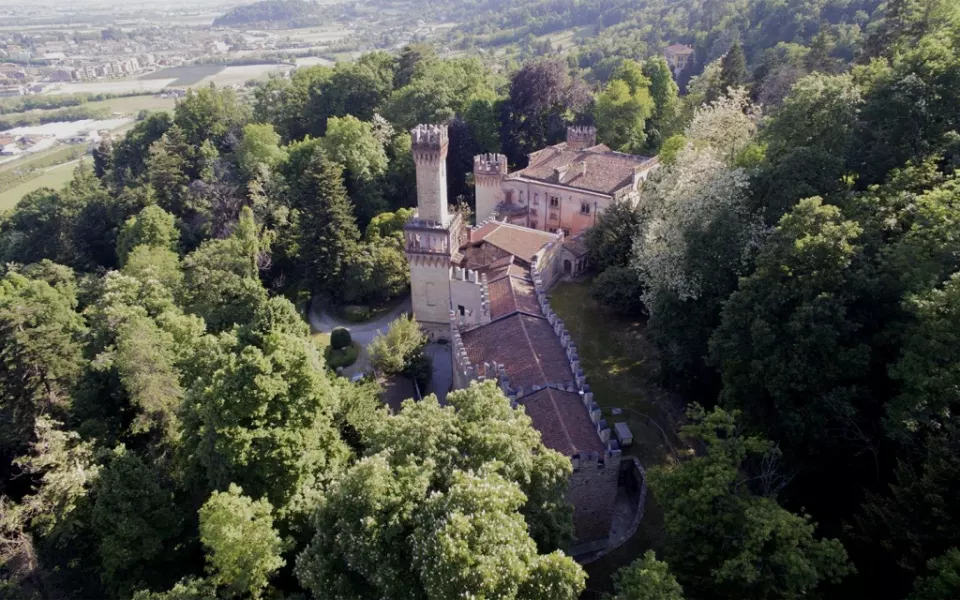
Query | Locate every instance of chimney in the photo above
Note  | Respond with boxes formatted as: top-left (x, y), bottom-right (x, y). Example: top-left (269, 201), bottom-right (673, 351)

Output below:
top-left (567, 126), bottom-right (597, 151)
top-left (580, 160), bottom-right (587, 177)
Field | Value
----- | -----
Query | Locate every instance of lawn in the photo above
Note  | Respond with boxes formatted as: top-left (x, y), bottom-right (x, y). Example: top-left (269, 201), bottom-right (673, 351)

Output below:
top-left (548, 278), bottom-right (683, 467)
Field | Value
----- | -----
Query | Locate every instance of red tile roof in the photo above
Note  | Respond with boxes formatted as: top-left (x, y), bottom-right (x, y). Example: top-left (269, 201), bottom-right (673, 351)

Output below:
top-left (563, 232), bottom-right (589, 258)
top-left (517, 146), bottom-right (652, 195)
top-left (519, 388), bottom-right (605, 455)
top-left (487, 273), bottom-right (540, 319)
top-left (461, 313), bottom-right (573, 392)
top-left (474, 222), bottom-right (558, 262)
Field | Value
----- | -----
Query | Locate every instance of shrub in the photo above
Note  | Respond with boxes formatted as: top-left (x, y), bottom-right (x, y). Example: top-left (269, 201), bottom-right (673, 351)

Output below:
top-left (331, 326), bottom-right (352, 350)
top-left (341, 305), bottom-right (372, 322)
top-left (325, 343), bottom-right (360, 369)
top-left (591, 266), bottom-right (646, 316)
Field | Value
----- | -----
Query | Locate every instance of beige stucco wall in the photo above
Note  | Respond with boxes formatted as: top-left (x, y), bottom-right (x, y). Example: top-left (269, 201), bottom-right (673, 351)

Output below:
top-left (500, 179), bottom-right (613, 236)
top-left (475, 173), bottom-right (504, 224)
top-left (450, 273), bottom-right (486, 329)
top-left (415, 157), bottom-right (449, 224)
top-left (409, 255), bottom-right (452, 335)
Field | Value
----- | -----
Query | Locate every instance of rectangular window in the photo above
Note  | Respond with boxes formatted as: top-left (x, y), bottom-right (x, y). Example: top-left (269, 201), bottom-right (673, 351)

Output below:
top-left (580, 202), bottom-right (591, 215)
top-left (549, 196), bottom-right (559, 208)
top-left (533, 193), bottom-right (539, 206)
top-left (530, 221), bottom-right (538, 229)
top-left (458, 305), bottom-right (465, 316)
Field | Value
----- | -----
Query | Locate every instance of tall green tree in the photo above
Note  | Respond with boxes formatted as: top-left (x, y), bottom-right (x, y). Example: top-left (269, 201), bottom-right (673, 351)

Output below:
top-left (719, 41), bottom-right (748, 94)
top-left (605, 551), bottom-right (685, 600)
top-left (649, 405), bottom-right (853, 599)
top-left (0, 272), bottom-right (85, 455)
top-left (294, 152), bottom-right (360, 297)
top-left (198, 484), bottom-right (285, 599)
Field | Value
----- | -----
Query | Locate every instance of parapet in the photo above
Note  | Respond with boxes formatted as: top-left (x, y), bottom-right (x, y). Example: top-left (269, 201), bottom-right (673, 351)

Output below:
top-left (473, 153), bottom-right (508, 177)
top-left (567, 125), bottom-right (597, 150)
top-left (530, 261), bottom-right (619, 456)
top-left (411, 124), bottom-right (449, 153)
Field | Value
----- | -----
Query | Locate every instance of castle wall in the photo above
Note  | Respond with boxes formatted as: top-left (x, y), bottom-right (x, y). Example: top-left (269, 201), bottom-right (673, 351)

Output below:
top-left (568, 451), bottom-right (622, 551)
top-left (415, 158), bottom-right (449, 224)
top-left (450, 267), bottom-right (490, 330)
top-left (500, 179), bottom-right (612, 237)
top-left (408, 253), bottom-right (453, 339)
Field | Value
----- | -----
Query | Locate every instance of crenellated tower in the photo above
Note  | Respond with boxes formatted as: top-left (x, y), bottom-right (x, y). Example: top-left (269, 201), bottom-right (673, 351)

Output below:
top-left (473, 153), bottom-right (508, 224)
top-left (405, 124), bottom-right (461, 341)
top-left (566, 126), bottom-right (597, 150)
top-left (411, 124), bottom-right (450, 226)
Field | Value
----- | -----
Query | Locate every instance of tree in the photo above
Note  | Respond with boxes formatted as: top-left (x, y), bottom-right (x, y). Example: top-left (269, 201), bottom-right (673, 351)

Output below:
top-left (181, 321), bottom-right (349, 520)
top-left (501, 58), bottom-right (591, 164)
top-left (605, 551), bottom-right (685, 600)
top-left (367, 314), bottom-right (431, 388)
top-left (294, 152), bottom-right (361, 297)
top-left (649, 405), bottom-right (853, 598)
top-left (719, 41), bottom-right (748, 93)
top-left (110, 112), bottom-right (173, 186)
top-left (181, 207), bottom-right (266, 331)
top-left (594, 79), bottom-right (653, 154)
top-left (643, 56), bottom-right (681, 152)
top-left (296, 381), bottom-right (583, 599)
top-left (92, 447), bottom-right (184, 598)
top-left (147, 126), bottom-right (192, 217)
top-left (304, 52), bottom-right (396, 137)
top-left (320, 115), bottom-right (388, 182)
top-left (236, 123), bottom-right (285, 181)
top-left (116, 205), bottom-right (179, 266)
top-left (585, 198), bottom-right (645, 272)
top-left (395, 42), bottom-right (438, 88)
top-left (173, 85), bottom-right (247, 151)
top-left (709, 198), bottom-right (871, 454)
top-left (756, 74), bottom-right (862, 221)
top-left (591, 266), bottom-right (646, 316)
top-left (909, 548), bottom-right (960, 600)
top-left (199, 484), bottom-right (285, 599)
top-left (0, 272), bottom-right (85, 455)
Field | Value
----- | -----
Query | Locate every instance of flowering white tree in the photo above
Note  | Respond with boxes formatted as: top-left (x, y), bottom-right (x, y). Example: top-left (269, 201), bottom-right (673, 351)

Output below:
top-left (633, 88), bottom-right (766, 314)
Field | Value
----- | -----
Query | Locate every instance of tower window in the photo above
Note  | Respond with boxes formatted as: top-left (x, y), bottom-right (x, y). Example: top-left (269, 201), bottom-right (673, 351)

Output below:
top-left (580, 202), bottom-right (591, 215)
top-left (458, 305), bottom-right (465, 316)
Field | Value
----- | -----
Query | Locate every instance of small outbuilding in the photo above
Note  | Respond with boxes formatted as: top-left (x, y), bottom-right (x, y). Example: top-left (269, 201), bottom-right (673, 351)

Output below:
top-left (614, 422), bottom-right (633, 447)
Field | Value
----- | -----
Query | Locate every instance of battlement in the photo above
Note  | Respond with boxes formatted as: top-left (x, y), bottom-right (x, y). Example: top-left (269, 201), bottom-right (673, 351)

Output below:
top-left (411, 124), bottom-right (449, 154)
top-left (567, 125), bottom-right (597, 150)
top-left (473, 153), bottom-right (509, 177)
top-left (530, 261), bottom-right (619, 456)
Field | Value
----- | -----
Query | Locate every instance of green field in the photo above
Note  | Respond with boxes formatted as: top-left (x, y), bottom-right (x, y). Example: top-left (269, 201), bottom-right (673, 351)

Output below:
top-left (86, 94), bottom-right (178, 115)
top-left (140, 65), bottom-right (227, 86)
top-left (0, 156), bottom-right (90, 211)
top-left (548, 279), bottom-right (683, 467)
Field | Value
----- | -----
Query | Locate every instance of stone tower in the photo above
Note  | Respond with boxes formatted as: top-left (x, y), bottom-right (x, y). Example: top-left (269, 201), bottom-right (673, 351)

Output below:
top-left (567, 126), bottom-right (597, 150)
top-left (404, 124), bottom-right (461, 341)
top-left (411, 124), bottom-right (449, 225)
top-left (473, 153), bottom-right (508, 224)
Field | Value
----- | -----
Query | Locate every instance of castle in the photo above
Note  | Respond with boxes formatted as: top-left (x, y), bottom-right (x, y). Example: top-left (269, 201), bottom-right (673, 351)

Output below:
top-left (403, 124), bottom-right (655, 554)
top-left (474, 126), bottom-right (658, 237)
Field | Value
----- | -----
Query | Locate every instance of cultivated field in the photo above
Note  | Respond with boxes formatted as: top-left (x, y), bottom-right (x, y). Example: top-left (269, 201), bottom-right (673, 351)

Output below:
top-left (0, 156), bottom-right (91, 212)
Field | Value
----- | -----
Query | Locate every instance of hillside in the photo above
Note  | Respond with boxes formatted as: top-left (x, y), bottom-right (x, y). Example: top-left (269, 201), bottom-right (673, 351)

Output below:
top-left (212, 0), bottom-right (321, 28)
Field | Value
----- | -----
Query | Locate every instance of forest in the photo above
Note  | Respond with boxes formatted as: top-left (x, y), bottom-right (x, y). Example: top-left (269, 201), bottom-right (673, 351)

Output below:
top-left (212, 0), bottom-right (327, 28)
top-left (1, 0), bottom-right (960, 599)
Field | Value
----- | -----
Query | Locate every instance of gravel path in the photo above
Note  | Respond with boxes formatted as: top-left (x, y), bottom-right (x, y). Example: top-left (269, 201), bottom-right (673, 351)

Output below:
top-left (308, 296), bottom-right (412, 377)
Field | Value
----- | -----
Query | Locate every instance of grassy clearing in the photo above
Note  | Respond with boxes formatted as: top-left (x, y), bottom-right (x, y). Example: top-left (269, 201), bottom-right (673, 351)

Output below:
top-left (0, 157), bottom-right (89, 211)
top-left (548, 278), bottom-right (683, 467)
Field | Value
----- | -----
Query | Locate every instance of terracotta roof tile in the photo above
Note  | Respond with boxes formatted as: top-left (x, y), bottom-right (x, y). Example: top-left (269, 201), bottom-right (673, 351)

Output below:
top-left (487, 274), bottom-right (539, 319)
top-left (517, 147), bottom-right (653, 195)
top-left (477, 222), bottom-right (557, 262)
top-left (461, 313), bottom-right (573, 392)
top-left (519, 388), bottom-right (605, 455)
top-left (563, 233), bottom-right (589, 258)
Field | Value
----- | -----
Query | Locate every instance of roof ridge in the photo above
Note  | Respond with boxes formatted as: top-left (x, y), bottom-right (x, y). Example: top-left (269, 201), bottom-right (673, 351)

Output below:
top-left (516, 315), bottom-right (576, 454)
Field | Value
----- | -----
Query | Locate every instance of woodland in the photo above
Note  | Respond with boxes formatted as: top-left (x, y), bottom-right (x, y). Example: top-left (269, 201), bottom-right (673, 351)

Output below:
top-left (1, 0), bottom-right (960, 599)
